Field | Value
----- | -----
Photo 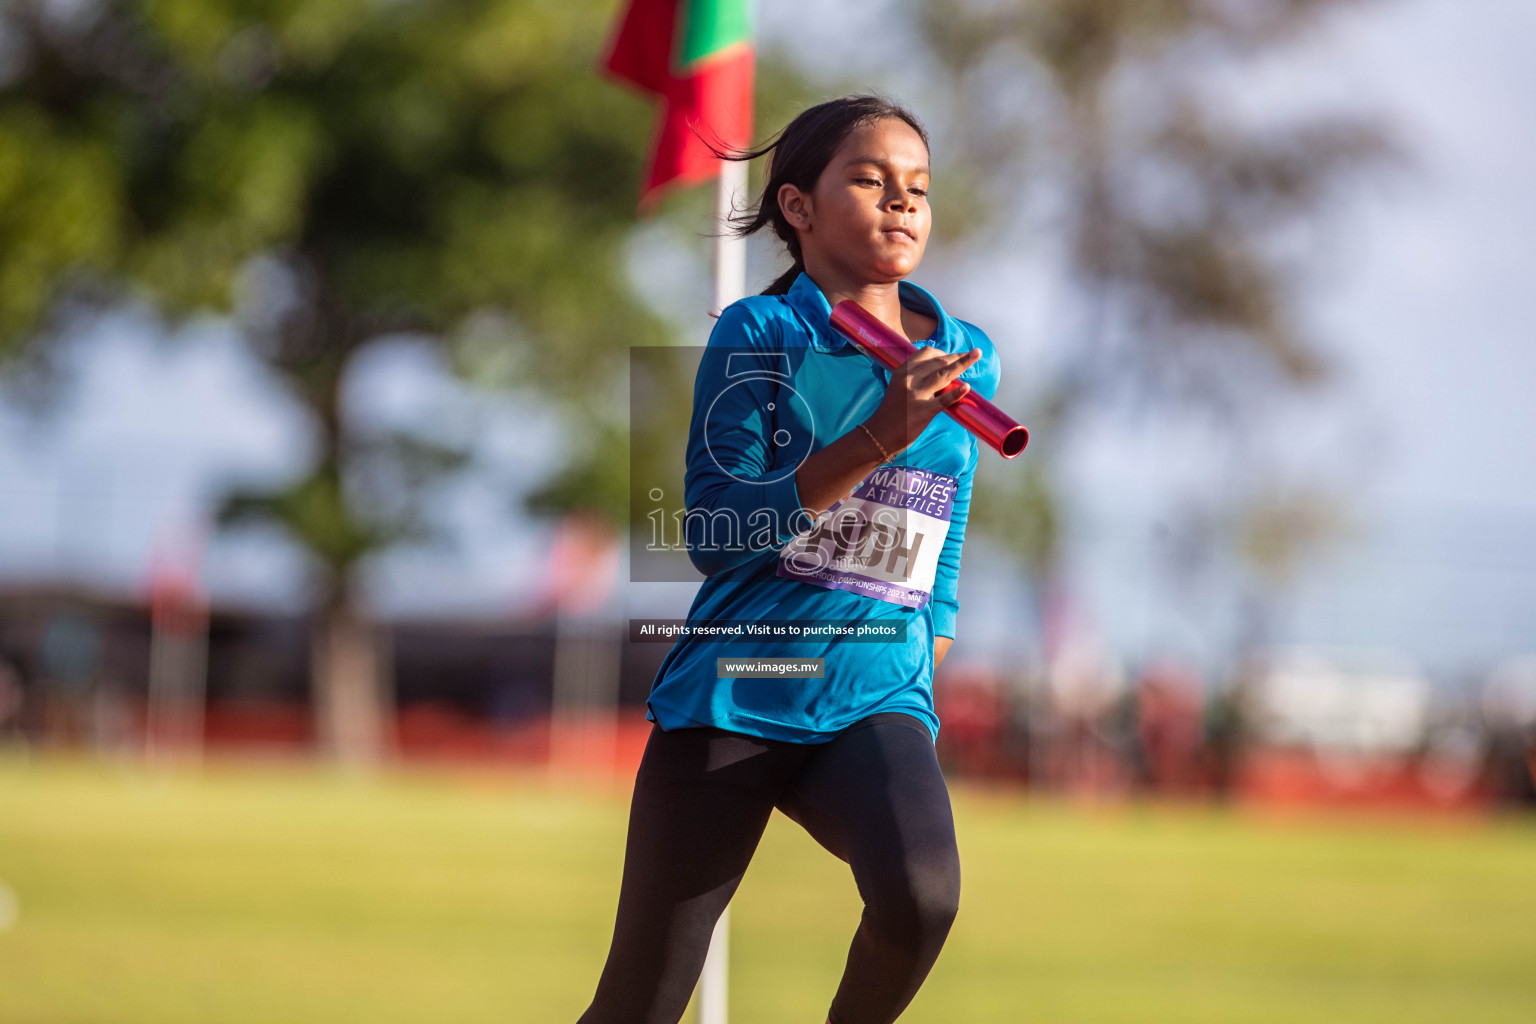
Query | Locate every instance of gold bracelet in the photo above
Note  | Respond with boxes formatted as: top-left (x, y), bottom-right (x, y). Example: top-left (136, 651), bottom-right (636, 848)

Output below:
top-left (857, 421), bottom-right (900, 464)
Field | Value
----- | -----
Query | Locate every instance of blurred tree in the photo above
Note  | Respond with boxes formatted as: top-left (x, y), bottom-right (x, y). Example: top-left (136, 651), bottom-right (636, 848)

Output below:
top-left (903, 0), bottom-right (1400, 644)
top-left (0, 0), bottom-right (676, 762)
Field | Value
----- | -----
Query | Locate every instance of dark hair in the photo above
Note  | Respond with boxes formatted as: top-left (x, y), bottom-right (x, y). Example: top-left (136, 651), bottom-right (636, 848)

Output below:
top-left (724, 95), bottom-right (930, 296)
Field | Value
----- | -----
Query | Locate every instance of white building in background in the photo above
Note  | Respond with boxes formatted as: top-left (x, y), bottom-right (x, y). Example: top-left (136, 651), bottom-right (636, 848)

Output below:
top-left (1251, 648), bottom-right (1431, 755)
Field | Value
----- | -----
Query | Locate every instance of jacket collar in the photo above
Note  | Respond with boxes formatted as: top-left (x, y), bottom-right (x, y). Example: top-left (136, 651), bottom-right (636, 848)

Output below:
top-left (785, 271), bottom-right (958, 353)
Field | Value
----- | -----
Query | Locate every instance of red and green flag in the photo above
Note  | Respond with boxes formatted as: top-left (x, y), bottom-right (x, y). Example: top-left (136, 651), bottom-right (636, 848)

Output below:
top-left (601, 0), bottom-right (754, 209)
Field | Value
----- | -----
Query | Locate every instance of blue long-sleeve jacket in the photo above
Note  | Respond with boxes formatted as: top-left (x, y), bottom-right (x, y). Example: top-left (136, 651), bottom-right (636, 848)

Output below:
top-left (645, 271), bottom-right (1001, 743)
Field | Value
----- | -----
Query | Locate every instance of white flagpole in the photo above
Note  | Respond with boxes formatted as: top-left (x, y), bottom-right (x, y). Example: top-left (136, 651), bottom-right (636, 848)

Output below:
top-left (712, 157), bottom-right (749, 315)
top-left (698, 155), bottom-right (748, 1024)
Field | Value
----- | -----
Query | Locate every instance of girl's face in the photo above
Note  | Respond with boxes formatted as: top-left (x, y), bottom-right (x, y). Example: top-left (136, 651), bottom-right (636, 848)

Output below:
top-left (782, 117), bottom-right (932, 283)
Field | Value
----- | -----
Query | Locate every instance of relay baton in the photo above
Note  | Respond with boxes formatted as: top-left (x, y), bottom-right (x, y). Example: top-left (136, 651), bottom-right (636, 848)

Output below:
top-left (829, 300), bottom-right (1030, 459)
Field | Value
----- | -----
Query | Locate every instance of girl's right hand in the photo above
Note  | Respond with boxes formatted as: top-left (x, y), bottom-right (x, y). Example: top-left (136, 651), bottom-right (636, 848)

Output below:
top-left (863, 346), bottom-right (982, 456)
top-left (793, 345), bottom-right (982, 514)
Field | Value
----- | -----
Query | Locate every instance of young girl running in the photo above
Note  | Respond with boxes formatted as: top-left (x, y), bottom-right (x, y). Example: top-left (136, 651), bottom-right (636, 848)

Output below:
top-left (577, 94), bottom-right (1002, 1024)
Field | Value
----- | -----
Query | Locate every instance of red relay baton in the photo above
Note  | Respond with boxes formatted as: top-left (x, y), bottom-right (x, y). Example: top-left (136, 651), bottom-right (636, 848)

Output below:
top-left (828, 300), bottom-right (1030, 460)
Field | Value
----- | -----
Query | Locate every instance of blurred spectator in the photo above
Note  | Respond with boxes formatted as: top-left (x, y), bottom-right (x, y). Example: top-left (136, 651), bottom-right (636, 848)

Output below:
top-left (1133, 658), bottom-right (1205, 796)
top-left (39, 611), bottom-right (103, 748)
top-left (1046, 625), bottom-right (1130, 796)
top-left (1481, 656), bottom-right (1536, 808)
top-left (1417, 711), bottom-right (1487, 806)
top-left (934, 667), bottom-right (1007, 777)
top-left (1203, 663), bottom-right (1257, 801)
top-left (91, 674), bottom-right (136, 758)
top-left (0, 657), bottom-right (24, 742)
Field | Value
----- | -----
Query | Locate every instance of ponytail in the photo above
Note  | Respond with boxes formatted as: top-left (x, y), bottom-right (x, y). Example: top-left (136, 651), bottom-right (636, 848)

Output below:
top-left (760, 261), bottom-right (804, 296)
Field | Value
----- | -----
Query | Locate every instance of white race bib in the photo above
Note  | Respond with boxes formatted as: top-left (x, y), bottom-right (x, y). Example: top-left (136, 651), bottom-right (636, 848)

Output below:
top-left (776, 465), bottom-right (957, 609)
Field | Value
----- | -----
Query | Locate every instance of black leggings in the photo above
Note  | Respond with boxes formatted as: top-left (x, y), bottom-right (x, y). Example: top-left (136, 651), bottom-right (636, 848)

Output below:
top-left (576, 712), bottom-right (961, 1024)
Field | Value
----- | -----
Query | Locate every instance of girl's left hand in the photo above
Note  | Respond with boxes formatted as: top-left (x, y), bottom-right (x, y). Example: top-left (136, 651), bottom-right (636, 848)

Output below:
top-left (934, 636), bottom-right (954, 667)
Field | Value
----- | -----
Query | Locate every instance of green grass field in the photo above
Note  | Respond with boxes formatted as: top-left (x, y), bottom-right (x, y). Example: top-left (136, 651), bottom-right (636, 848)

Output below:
top-left (1, 751), bottom-right (1533, 1024)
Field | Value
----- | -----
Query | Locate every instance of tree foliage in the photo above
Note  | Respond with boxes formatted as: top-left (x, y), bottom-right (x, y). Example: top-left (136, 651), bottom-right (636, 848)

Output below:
top-left (901, 0), bottom-right (1400, 581)
top-left (0, 0), bottom-right (670, 599)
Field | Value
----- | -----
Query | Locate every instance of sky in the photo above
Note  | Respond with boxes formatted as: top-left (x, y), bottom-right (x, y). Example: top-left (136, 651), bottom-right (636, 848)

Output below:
top-left (1, 0), bottom-right (1533, 678)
